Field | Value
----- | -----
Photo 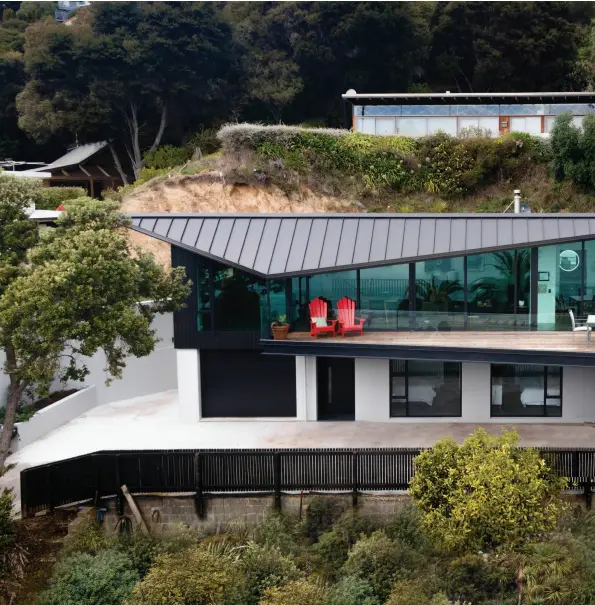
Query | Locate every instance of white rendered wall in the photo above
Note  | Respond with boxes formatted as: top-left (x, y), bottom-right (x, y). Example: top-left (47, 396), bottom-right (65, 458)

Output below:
top-left (295, 356), bottom-right (318, 421)
top-left (177, 349), bottom-right (201, 422)
top-left (355, 358), bottom-right (390, 421)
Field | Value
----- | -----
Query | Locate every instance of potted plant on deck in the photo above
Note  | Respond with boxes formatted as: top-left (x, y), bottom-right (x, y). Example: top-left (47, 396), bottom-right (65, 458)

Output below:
top-left (271, 314), bottom-right (290, 340)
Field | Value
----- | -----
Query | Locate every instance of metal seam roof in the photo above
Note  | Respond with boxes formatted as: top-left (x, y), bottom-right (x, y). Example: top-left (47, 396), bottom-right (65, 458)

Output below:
top-left (128, 213), bottom-right (595, 278)
top-left (31, 141), bottom-right (108, 172)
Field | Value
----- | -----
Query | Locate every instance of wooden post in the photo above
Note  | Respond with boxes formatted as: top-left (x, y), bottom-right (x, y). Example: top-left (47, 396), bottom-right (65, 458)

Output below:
top-left (273, 452), bottom-right (281, 510)
top-left (121, 485), bottom-right (150, 535)
top-left (89, 179), bottom-right (94, 198)
top-left (352, 451), bottom-right (358, 508)
top-left (194, 453), bottom-right (204, 519)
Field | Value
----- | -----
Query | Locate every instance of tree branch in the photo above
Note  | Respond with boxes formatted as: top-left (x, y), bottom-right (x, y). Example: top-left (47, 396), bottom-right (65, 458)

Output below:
top-left (109, 143), bottom-right (129, 186)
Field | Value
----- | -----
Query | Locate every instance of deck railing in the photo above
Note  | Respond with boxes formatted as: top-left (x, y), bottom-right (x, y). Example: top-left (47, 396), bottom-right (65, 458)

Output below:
top-left (20, 447), bottom-right (595, 518)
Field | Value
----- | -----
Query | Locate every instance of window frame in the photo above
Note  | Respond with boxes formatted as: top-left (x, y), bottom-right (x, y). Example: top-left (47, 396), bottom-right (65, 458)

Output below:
top-left (389, 360), bottom-right (462, 418)
top-left (490, 364), bottom-right (563, 418)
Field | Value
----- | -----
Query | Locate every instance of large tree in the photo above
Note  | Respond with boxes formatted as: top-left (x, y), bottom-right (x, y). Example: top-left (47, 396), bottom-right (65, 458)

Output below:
top-left (427, 2), bottom-right (588, 92)
top-left (17, 1), bottom-right (237, 181)
top-left (0, 177), bottom-right (189, 467)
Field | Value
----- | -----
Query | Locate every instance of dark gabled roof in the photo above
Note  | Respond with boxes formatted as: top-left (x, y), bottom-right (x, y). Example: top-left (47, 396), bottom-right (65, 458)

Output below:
top-left (341, 91), bottom-right (595, 106)
top-left (30, 141), bottom-right (108, 172)
top-left (129, 213), bottom-right (595, 278)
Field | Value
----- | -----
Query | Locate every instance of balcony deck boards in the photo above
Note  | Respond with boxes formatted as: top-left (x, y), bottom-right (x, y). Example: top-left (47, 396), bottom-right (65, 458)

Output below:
top-left (285, 331), bottom-right (595, 354)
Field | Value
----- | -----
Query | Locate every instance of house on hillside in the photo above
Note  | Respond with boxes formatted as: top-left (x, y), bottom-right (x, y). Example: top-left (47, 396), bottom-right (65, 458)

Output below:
top-left (28, 141), bottom-right (126, 198)
top-left (342, 91), bottom-right (595, 138)
top-left (130, 212), bottom-right (595, 424)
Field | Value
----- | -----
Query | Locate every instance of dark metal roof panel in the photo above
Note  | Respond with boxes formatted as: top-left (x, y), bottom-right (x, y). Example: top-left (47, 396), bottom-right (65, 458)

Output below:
top-left (558, 219), bottom-right (575, 239)
top-left (140, 218), bottom-right (156, 232)
top-left (449, 219), bottom-right (467, 253)
top-left (401, 218), bottom-right (420, 258)
top-left (417, 219), bottom-right (436, 256)
top-left (167, 219), bottom-right (187, 242)
top-left (302, 219), bottom-right (328, 271)
top-left (239, 218), bottom-right (266, 269)
top-left (154, 218), bottom-right (172, 237)
top-left (209, 219), bottom-right (234, 258)
top-left (196, 218), bottom-right (219, 253)
top-left (268, 218), bottom-right (297, 274)
top-left (181, 218), bottom-right (203, 247)
top-left (337, 219), bottom-right (359, 266)
top-left (385, 219), bottom-right (405, 260)
top-left (369, 219), bottom-right (390, 262)
top-left (285, 218), bottom-right (312, 273)
top-left (352, 219), bottom-right (374, 264)
top-left (224, 218), bottom-right (250, 263)
top-left (319, 219), bottom-right (343, 268)
top-left (253, 219), bottom-right (281, 274)
top-left (434, 218), bottom-right (451, 254)
top-left (131, 217), bottom-right (141, 227)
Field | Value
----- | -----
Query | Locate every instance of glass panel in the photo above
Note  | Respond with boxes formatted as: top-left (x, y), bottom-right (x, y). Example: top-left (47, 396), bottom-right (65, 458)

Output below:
top-left (212, 262), bottom-right (266, 331)
top-left (537, 243), bottom-right (582, 330)
top-left (545, 116), bottom-right (555, 133)
top-left (478, 117), bottom-right (499, 136)
top-left (414, 257), bottom-right (464, 329)
top-left (307, 270), bottom-right (357, 325)
top-left (354, 106), bottom-right (364, 116)
top-left (510, 116), bottom-right (542, 134)
top-left (584, 241), bottom-right (595, 316)
top-left (359, 264), bottom-right (409, 330)
top-left (491, 364), bottom-right (548, 417)
top-left (290, 276), bottom-right (310, 331)
top-left (390, 359), bottom-right (407, 417)
top-left (268, 279), bottom-right (288, 334)
top-left (549, 104), bottom-right (595, 115)
top-left (427, 117), bottom-right (457, 136)
top-left (356, 117), bottom-right (376, 134)
top-left (501, 104), bottom-right (545, 116)
top-left (546, 367), bottom-right (562, 417)
top-left (451, 104), bottom-right (500, 116)
top-left (375, 118), bottom-right (396, 135)
top-left (401, 105), bottom-right (450, 116)
top-left (197, 260), bottom-right (210, 331)
top-left (573, 116), bottom-right (584, 129)
top-left (398, 117), bottom-right (427, 136)
top-left (364, 105), bottom-right (402, 116)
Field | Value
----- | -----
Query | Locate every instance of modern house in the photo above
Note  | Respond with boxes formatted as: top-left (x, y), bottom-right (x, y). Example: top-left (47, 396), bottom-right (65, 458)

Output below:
top-left (130, 212), bottom-right (595, 424)
top-left (341, 92), bottom-right (595, 138)
top-left (27, 141), bottom-right (125, 198)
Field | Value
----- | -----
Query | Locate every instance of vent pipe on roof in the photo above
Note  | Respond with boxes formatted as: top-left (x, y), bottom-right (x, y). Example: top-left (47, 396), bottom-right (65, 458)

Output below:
top-left (514, 189), bottom-right (521, 214)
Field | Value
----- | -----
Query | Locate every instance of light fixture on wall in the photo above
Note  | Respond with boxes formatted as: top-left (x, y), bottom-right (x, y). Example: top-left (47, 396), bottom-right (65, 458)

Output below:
top-left (560, 249), bottom-right (580, 272)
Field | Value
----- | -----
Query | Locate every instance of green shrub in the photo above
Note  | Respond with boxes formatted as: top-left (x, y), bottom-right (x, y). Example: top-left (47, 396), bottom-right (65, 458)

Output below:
top-left (384, 506), bottom-right (428, 551)
top-left (187, 128), bottom-right (221, 156)
top-left (409, 429), bottom-right (567, 553)
top-left (385, 579), bottom-right (433, 605)
top-left (324, 576), bottom-right (379, 605)
top-left (303, 497), bottom-right (346, 542)
top-left (551, 113), bottom-right (582, 183)
top-left (443, 554), bottom-right (512, 603)
top-left (126, 546), bottom-right (245, 605)
top-left (38, 550), bottom-right (138, 605)
top-left (253, 512), bottom-right (302, 555)
top-left (61, 518), bottom-right (116, 557)
top-left (0, 489), bottom-right (24, 579)
top-left (341, 530), bottom-right (418, 602)
top-left (259, 579), bottom-right (326, 605)
top-left (143, 145), bottom-right (191, 169)
top-left (35, 187), bottom-right (87, 210)
top-left (239, 542), bottom-right (302, 605)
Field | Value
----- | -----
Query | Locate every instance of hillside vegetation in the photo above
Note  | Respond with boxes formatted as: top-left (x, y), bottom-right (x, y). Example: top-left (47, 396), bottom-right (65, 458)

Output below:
top-left (121, 118), bottom-right (595, 217)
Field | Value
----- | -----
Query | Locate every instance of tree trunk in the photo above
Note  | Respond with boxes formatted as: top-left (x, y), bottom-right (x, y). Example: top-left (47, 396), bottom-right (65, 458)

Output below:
top-left (0, 348), bottom-right (25, 469)
top-left (109, 143), bottom-right (129, 186)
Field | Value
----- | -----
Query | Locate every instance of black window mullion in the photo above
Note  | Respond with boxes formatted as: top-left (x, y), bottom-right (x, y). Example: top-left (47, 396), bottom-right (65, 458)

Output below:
top-left (463, 256), bottom-right (468, 329)
top-left (356, 269), bottom-right (361, 310)
top-left (209, 259), bottom-right (215, 331)
top-left (581, 240), bottom-right (586, 315)
top-left (405, 361), bottom-right (409, 417)
top-left (543, 366), bottom-right (548, 417)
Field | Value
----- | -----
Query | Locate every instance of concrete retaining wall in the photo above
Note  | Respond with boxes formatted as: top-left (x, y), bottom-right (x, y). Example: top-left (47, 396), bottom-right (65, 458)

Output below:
top-left (101, 492), bottom-right (412, 533)
top-left (14, 386), bottom-right (97, 451)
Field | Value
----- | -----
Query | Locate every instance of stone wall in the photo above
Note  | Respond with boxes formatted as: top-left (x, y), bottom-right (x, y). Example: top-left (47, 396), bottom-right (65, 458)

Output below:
top-left (100, 491), bottom-right (412, 533)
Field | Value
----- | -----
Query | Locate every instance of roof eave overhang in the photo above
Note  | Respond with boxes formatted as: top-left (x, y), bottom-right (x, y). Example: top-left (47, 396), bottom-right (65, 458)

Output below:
top-left (261, 339), bottom-right (595, 367)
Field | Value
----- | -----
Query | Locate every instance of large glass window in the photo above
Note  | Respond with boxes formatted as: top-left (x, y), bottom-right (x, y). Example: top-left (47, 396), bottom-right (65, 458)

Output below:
top-left (414, 256), bottom-right (465, 329)
top-left (390, 360), bottom-right (461, 417)
top-left (360, 264), bottom-right (409, 330)
top-left (537, 243), bottom-right (582, 330)
top-left (467, 249), bottom-right (531, 330)
top-left (491, 365), bottom-right (562, 417)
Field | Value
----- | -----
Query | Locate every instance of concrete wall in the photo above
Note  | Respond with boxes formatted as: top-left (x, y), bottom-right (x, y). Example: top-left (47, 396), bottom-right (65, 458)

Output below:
top-left (101, 492), bottom-right (412, 533)
top-left (177, 349), bottom-right (201, 422)
top-left (14, 386), bottom-right (97, 451)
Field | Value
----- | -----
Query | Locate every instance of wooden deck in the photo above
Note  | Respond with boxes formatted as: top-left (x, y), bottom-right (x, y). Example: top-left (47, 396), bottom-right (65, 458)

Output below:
top-left (286, 331), bottom-right (595, 353)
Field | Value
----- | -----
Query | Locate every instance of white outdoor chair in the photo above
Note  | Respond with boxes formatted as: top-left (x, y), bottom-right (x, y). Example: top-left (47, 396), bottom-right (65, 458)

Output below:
top-left (569, 309), bottom-right (591, 340)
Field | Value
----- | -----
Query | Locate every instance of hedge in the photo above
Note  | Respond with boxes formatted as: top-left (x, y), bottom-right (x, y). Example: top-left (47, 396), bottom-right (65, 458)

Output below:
top-left (35, 186), bottom-right (87, 210)
top-left (217, 123), bottom-right (551, 199)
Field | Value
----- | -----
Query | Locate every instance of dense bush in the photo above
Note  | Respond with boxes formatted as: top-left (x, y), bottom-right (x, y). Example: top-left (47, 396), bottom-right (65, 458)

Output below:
top-left (259, 579), bottom-right (326, 605)
top-left (341, 530), bottom-right (418, 602)
top-left (253, 513), bottom-right (302, 555)
top-left (303, 496), bottom-right (346, 542)
top-left (37, 550), bottom-right (138, 605)
top-left (0, 489), bottom-right (25, 580)
top-left (324, 576), bottom-right (380, 605)
top-left (187, 127), bottom-right (222, 156)
top-left (143, 145), bottom-right (191, 169)
top-left (384, 579), bottom-right (435, 605)
top-left (239, 542), bottom-right (302, 605)
top-left (126, 546), bottom-right (245, 605)
top-left (61, 518), bottom-right (116, 557)
top-left (409, 429), bottom-right (567, 553)
top-left (217, 123), bottom-right (550, 199)
top-left (35, 187), bottom-right (87, 210)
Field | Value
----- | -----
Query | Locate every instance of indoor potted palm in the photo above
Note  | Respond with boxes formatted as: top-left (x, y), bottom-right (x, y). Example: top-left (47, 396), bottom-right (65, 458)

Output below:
top-left (271, 314), bottom-right (290, 340)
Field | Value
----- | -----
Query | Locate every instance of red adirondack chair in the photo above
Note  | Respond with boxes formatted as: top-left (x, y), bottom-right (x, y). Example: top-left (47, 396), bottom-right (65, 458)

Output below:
top-left (309, 298), bottom-right (337, 338)
top-left (337, 296), bottom-right (366, 337)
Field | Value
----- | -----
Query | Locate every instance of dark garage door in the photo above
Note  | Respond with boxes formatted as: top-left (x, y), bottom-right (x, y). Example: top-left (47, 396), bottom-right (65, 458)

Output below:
top-left (201, 351), bottom-right (297, 418)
